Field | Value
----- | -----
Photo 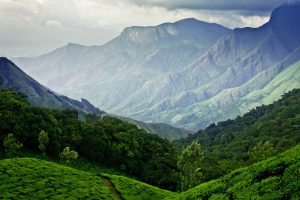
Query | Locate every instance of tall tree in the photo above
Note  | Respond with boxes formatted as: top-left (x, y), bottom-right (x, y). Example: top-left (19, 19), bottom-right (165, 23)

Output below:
top-left (177, 141), bottom-right (204, 191)
top-left (3, 133), bottom-right (23, 158)
top-left (38, 130), bottom-right (49, 155)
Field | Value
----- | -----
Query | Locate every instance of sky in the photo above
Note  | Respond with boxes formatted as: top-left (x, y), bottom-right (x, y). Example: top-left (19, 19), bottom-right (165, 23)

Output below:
top-left (0, 0), bottom-right (289, 57)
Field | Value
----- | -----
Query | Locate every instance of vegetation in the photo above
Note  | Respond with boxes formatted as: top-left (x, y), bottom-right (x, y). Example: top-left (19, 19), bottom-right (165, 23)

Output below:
top-left (174, 89), bottom-right (300, 182)
top-left (0, 157), bottom-right (172, 199)
top-left (164, 144), bottom-right (300, 200)
top-left (60, 147), bottom-right (79, 163)
top-left (0, 88), bottom-right (300, 198)
top-left (38, 130), bottom-right (49, 154)
top-left (177, 141), bottom-right (203, 191)
top-left (0, 90), bottom-right (179, 190)
top-left (3, 133), bottom-right (23, 158)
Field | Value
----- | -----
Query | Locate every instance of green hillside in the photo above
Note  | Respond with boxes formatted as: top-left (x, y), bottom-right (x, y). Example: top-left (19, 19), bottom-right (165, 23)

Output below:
top-left (164, 144), bottom-right (300, 200)
top-left (0, 157), bottom-right (172, 199)
top-left (0, 90), bottom-right (179, 190)
top-left (175, 88), bottom-right (300, 182)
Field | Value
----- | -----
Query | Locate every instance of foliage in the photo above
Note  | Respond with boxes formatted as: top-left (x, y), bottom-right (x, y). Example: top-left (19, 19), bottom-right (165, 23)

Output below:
top-left (177, 141), bottom-right (203, 191)
top-left (174, 89), bottom-right (300, 182)
top-left (3, 133), bottom-right (23, 157)
top-left (38, 130), bottom-right (49, 154)
top-left (0, 90), bottom-right (179, 190)
top-left (60, 147), bottom-right (79, 163)
top-left (250, 140), bottom-right (275, 162)
top-left (164, 144), bottom-right (300, 200)
top-left (0, 157), bottom-right (173, 199)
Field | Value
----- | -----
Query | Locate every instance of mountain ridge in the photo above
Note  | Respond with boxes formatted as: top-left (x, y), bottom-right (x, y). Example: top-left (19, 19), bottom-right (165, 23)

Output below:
top-left (12, 2), bottom-right (300, 130)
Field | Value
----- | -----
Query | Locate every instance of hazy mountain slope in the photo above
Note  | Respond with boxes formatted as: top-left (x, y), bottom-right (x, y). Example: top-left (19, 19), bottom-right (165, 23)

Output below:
top-left (13, 2), bottom-right (300, 130)
top-left (13, 19), bottom-right (230, 111)
top-left (146, 49), bottom-right (300, 130)
top-left (108, 114), bottom-right (192, 141)
top-left (164, 144), bottom-right (300, 200)
top-left (113, 2), bottom-right (300, 130)
top-left (0, 57), bottom-right (104, 114)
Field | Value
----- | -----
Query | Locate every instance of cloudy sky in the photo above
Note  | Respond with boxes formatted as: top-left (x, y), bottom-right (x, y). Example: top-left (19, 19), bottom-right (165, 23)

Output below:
top-left (0, 0), bottom-right (288, 57)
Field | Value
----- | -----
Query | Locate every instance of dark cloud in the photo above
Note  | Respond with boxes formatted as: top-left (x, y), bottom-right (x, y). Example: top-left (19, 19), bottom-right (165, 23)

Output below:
top-left (132, 0), bottom-right (292, 14)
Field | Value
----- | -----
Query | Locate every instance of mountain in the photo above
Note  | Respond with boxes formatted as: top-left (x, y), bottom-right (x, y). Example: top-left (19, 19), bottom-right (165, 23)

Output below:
top-left (12, 19), bottom-right (230, 125)
top-left (13, 2), bottom-right (300, 130)
top-left (0, 57), bottom-right (104, 114)
top-left (107, 114), bottom-right (192, 141)
top-left (0, 57), bottom-right (189, 140)
top-left (165, 144), bottom-right (300, 200)
top-left (174, 88), bottom-right (300, 182)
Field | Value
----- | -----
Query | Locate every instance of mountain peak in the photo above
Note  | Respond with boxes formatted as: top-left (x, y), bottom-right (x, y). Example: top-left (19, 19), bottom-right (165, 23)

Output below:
top-left (270, 0), bottom-right (300, 50)
top-left (119, 18), bottom-right (230, 43)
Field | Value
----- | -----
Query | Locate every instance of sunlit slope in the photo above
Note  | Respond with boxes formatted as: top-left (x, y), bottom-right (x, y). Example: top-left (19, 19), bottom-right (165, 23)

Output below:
top-left (0, 158), bottom-right (173, 200)
top-left (164, 144), bottom-right (300, 200)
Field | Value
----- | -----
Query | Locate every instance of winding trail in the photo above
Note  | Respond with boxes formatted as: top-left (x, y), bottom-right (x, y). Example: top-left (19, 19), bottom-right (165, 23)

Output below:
top-left (97, 174), bottom-right (124, 200)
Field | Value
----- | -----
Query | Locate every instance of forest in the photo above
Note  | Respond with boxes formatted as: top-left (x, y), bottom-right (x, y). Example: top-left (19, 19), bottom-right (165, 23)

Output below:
top-left (0, 88), bottom-right (300, 197)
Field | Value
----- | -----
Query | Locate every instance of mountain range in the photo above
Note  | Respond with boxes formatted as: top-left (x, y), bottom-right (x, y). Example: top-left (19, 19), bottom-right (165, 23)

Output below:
top-left (12, 2), bottom-right (300, 130)
top-left (0, 57), bottom-right (190, 140)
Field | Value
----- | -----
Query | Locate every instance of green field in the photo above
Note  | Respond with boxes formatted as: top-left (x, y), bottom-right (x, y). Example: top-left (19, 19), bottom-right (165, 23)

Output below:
top-left (0, 157), bottom-right (173, 200)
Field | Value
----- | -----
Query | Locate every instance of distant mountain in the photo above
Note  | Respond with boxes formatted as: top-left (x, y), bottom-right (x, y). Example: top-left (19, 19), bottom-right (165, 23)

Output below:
top-left (13, 2), bottom-right (300, 130)
top-left (107, 114), bottom-right (192, 141)
top-left (0, 57), bottom-right (189, 140)
top-left (0, 57), bottom-right (104, 115)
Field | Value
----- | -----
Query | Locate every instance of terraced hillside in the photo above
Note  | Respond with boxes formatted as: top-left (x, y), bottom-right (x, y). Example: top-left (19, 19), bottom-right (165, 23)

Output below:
top-left (0, 157), bottom-right (173, 200)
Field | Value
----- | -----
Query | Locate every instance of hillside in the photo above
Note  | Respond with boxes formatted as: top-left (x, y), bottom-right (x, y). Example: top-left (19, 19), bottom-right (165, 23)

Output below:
top-left (174, 88), bottom-right (300, 182)
top-left (0, 157), bottom-right (172, 199)
top-left (0, 90), bottom-right (179, 190)
top-left (1, 144), bottom-right (299, 199)
top-left (108, 114), bottom-right (192, 141)
top-left (12, 2), bottom-right (300, 130)
top-left (164, 144), bottom-right (300, 200)
top-left (0, 57), bottom-right (104, 115)
top-left (0, 57), bottom-right (189, 140)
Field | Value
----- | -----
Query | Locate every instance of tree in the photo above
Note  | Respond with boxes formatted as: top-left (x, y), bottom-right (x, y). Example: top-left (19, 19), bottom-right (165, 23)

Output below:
top-left (251, 141), bottom-right (275, 161)
top-left (3, 133), bottom-right (23, 158)
top-left (60, 147), bottom-right (79, 163)
top-left (38, 130), bottom-right (49, 154)
top-left (177, 141), bottom-right (204, 191)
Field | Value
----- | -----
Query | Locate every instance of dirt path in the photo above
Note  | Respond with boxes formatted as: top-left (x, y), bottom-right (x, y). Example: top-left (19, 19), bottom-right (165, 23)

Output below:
top-left (97, 174), bottom-right (124, 200)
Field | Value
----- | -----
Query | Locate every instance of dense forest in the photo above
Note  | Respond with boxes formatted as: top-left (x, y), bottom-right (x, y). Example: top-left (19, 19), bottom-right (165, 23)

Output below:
top-left (0, 90), bottom-right (179, 190)
top-left (174, 89), bottom-right (300, 182)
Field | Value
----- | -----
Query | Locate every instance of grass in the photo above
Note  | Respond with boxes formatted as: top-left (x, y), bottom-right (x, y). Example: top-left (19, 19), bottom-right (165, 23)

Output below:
top-left (1, 144), bottom-right (300, 199)
top-left (0, 156), bottom-right (173, 200)
top-left (164, 144), bottom-right (300, 200)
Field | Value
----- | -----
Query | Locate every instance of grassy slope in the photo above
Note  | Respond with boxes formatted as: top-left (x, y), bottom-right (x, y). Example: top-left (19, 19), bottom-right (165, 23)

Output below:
top-left (164, 144), bottom-right (300, 200)
top-left (0, 157), bottom-right (172, 200)
top-left (242, 60), bottom-right (300, 110)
